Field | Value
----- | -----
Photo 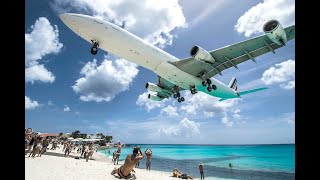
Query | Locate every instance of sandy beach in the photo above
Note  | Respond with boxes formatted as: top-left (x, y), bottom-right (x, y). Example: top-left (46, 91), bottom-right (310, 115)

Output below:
top-left (25, 147), bottom-right (181, 180)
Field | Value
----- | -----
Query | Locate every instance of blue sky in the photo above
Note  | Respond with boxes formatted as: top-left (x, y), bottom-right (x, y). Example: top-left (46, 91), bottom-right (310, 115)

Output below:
top-left (25, 0), bottom-right (295, 144)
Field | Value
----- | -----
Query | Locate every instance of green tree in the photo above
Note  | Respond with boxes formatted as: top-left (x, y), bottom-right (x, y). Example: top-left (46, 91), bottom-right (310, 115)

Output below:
top-left (96, 133), bottom-right (105, 139)
top-left (71, 130), bottom-right (81, 139)
top-left (105, 135), bottom-right (113, 143)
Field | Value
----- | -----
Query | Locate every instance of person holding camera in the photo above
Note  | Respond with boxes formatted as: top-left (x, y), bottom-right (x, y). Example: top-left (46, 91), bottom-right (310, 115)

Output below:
top-left (111, 146), bottom-right (144, 179)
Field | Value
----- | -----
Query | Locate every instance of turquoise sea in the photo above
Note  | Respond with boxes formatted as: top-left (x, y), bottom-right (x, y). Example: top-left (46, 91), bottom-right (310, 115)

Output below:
top-left (99, 144), bottom-right (294, 180)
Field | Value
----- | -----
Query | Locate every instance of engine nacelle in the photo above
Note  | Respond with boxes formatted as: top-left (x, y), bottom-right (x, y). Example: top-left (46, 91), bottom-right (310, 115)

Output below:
top-left (145, 82), bottom-right (164, 92)
top-left (190, 45), bottom-right (215, 63)
top-left (148, 94), bottom-right (164, 101)
top-left (263, 19), bottom-right (287, 46)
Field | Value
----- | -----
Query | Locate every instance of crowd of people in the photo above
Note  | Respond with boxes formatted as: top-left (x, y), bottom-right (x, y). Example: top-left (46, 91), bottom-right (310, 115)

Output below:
top-left (25, 129), bottom-right (205, 179)
top-left (25, 129), bottom-right (97, 162)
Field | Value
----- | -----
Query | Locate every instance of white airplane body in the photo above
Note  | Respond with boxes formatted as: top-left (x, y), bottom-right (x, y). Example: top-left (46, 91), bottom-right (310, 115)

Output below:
top-left (60, 13), bottom-right (295, 102)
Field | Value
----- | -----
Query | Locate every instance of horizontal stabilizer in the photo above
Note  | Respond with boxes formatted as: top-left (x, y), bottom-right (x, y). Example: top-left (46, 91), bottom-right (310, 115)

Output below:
top-left (238, 87), bottom-right (268, 96)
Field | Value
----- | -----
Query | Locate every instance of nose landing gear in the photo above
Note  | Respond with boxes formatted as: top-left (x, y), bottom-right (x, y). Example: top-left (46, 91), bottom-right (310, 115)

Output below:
top-left (90, 40), bottom-right (99, 55)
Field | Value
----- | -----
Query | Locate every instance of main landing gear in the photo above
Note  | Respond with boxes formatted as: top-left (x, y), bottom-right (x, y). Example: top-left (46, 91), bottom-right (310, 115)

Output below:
top-left (90, 40), bottom-right (99, 55)
top-left (173, 92), bottom-right (185, 103)
top-left (202, 79), bottom-right (217, 92)
top-left (172, 86), bottom-right (185, 103)
top-left (190, 86), bottom-right (198, 95)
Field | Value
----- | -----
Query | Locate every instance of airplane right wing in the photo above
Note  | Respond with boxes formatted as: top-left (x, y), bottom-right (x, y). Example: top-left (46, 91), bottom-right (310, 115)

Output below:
top-left (171, 24), bottom-right (295, 79)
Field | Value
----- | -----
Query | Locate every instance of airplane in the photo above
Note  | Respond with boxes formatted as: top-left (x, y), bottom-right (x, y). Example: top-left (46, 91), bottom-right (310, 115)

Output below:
top-left (60, 13), bottom-right (295, 103)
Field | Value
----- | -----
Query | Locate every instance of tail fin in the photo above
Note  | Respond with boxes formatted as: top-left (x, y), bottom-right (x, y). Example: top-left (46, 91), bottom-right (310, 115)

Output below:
top-left (238, 87), bottom-right (268, 96)
top-left (228, 77), bottom-right (238, 91)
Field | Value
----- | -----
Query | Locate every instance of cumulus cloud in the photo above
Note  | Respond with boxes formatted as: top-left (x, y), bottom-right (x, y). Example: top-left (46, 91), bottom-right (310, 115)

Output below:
top-left (72, 56), bottom-right (139, 102)
top-left (25, 64), bottom-right (55, 84)
top-left (235, 0), bottom-right (295, 37)
top-left (221, 116), bottom-right (233, 127)
top-left (180, 92), bottom-right (239, 117)
top-left (158, 118), bottom-right (200, 138)
top-left (51, 0), bottom-right (186, 48)
top-left (136, 91), bottom-right (168, 111)
top-left (179, 92), bottom-right (240, 127)
top-left (261, 59), bottom-right (295, 89)
top-left (25, 96), bottom-right (39, 110)
top-left (161, 105), bottom-right (178, 116)
top-left (25, 17), bottom-right (63, 83)
top-left (64, 105), bottom-right (70, 112)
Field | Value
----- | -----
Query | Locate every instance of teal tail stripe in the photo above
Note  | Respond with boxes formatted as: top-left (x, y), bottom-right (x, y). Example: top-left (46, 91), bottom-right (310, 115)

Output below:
top-left (238, 87), bottom-right (268, 96)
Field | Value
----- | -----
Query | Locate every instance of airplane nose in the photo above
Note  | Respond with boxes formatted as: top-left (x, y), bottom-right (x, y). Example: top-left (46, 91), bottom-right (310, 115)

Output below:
top-left (60, 13), bottom-right (71, 24)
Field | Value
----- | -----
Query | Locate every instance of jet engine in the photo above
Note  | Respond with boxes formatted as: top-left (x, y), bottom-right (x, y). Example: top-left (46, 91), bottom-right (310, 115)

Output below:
top-left (190, 45), bottom-right (215, 63)
top-left (263, 19), bottom-right (287, 46)
top-left (145, 82), bottom-right (164, 92)
top-left (148, 94), bottom-right (164, 101)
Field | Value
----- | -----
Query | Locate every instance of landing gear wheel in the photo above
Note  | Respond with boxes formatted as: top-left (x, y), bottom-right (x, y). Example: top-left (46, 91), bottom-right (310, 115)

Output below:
top-left (212, 84), bottom-right (217, 90)
top-left (90, 40), bottom-right (99, 55)
top-left (178, 98), bottom-right (181, 103)
top-left (207, 86), bottom-right (212, 92)
top-left (202, 81), bottom-right (207, 87)
top-left (180, 97), bottom-right (185, 102)
top-left (91, 47), bottom-right (98, 55)
top-left (176, 93), bottom-right (181, 98)
top-left (207, 79), bottom-right (212, 85)
top-left (173, 94), bottom-right (178, 99)
top-left (191, 89), bottom-right (196, 94)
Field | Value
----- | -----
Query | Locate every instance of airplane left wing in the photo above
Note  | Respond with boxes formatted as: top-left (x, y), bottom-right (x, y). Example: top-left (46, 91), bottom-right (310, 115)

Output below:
top-left (171, 24), bottom-right (295, 79)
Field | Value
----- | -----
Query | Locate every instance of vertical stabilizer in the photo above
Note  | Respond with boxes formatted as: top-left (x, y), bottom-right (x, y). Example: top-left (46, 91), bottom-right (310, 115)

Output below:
top-left (228, 77), bottom-right (238, 91)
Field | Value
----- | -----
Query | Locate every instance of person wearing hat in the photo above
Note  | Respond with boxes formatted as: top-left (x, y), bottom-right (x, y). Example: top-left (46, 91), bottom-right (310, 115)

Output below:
top-left (199, 162), bottom-right (204, 179)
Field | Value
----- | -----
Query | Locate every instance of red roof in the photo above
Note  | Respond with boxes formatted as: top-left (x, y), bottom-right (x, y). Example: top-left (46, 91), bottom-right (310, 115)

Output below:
top-left (40, 133), bottom-right (59, 137)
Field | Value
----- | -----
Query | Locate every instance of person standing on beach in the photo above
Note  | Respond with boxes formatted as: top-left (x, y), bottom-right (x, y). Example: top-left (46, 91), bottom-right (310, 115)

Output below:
top-left (145, 148), bottom-right (152, 171)
top-left (199, 162), bottom-right (204, 179)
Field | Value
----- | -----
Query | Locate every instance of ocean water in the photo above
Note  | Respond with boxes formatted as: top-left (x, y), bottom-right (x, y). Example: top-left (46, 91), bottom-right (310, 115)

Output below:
top-left (98, 144), bottom-right (294, 180)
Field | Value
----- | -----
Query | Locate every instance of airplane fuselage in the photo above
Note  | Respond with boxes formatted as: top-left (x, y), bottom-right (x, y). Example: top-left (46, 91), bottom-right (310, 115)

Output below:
top-left (60, 13), bottom-right (239, 99)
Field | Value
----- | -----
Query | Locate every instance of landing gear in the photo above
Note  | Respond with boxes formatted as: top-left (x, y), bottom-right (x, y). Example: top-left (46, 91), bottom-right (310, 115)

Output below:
top-left (190, 86), bottom-right (198, 95)
top-left (173, 92), bottom-right (180, 99)
top-left (90, 40), bottom-right (99, 55)
top-left (178, 97), bottom-right (185, 103)
top-left (201, 78), bottom-right (217, 92)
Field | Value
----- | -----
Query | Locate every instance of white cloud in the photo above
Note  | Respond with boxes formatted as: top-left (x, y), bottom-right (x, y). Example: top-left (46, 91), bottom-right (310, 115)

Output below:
top-left (233, 109), bottom-right (241, 119)
top-left (52, 0), bottom-right (186, 48)
top-left (25, 17), bottom-right (63, 83)
top-left (161, 105), bottom-right (178, 116)
top-left (235, 0), bottom-right (295, 37)
top-left (25, 64), bottom-right (55, 84)
top-left (136, 91), bottom-right (167, 111)
top-left (158, 117), bottom-right (200, 138)
top-left (180, 92), bottom-right (239, 117)
top-left (25, 96), bottom-right (39, 110)
top-left (281, 112), bottom-right (295, 124)
top-left (221, 116), bottom-right (233, 127)
top-left (64, 105), bottom-right (70, 112)
top-left (261, 59), bottom-right (295, 89)
top-left (72, 56), bottom-right (138, 102)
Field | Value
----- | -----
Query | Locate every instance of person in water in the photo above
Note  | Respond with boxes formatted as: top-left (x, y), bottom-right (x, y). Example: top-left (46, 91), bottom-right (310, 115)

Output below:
top-left (111, 146), bottom-right (144, 179)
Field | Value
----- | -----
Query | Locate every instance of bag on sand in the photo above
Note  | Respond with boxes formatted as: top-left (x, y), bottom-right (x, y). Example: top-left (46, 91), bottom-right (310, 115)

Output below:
top-left (181, 173), bottom-right (188, 179)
